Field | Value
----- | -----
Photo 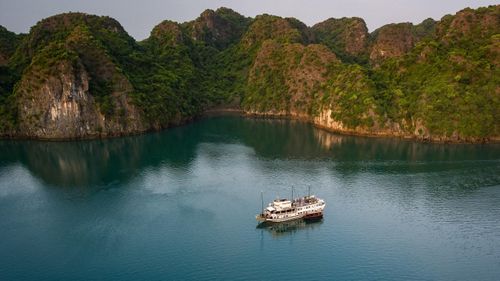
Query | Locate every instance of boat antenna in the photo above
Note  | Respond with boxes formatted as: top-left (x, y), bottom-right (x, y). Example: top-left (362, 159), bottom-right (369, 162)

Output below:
top-left (291, 186), bottom-right (294, 200)
top-left (308, 186), bottom-right (311, 197)
top-left (261, 190), bottom-right (264, 215)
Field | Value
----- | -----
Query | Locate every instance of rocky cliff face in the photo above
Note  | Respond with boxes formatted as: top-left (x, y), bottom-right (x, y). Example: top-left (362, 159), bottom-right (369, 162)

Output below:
top-left (15, 59), bottom-right (146, 139)
top-left (241, 15), bottom-right (310, 49)
top-left (3, 13), bottom-right (157, 139)
top-left (312, 17), bottom-right (369, 62)
top-left (150, 20), bottom-right (185, 46)
top-left (240, 6), bottom-right (498, 142)
top-left (0, 6), bottom-right (498, 142)
top-left (3, 12), bottom-right (217, 139)
top-left (369, 19), bottom-right (436, 64)
top-left (185, 8), bottom-right (250, 49)
top-left (369, 23), bottom-right (416, 63)
top-left (437, 6), bottom-right (499, 42)
top-left (244, 40), bottom-right (338, 113)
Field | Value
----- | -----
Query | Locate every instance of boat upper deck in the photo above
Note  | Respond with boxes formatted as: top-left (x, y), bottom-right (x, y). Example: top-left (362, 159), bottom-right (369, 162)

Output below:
top-left (267, 195), bottom-right (321, 211)
top-left (292, 195), bottom-right (320, 207)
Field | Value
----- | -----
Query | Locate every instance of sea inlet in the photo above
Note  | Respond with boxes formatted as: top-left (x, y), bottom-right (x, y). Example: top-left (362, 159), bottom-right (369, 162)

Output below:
top-left (1, 116), bottom-right (499, 281)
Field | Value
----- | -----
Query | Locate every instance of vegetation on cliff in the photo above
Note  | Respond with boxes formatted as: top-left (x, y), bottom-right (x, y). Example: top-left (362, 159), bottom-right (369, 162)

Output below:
top-left (0, 5), bottom-right (498, 141)
top-left (312, 17), bottom-right (370, 64)
top-left (0, 26), bottom-right (22, 66)
top-left (242, 5), bottom-right (498, 141)
top-left (368, 19), bottom-right (436, 64)
top-left (373, 6), bottom-right (499, 138)
top-left (0, 26), bottom-right (23, 130)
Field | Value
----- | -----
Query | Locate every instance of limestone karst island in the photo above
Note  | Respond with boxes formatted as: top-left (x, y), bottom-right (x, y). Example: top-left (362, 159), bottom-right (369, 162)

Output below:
top-left (0, 5), bottom-right (498, 142)
top-left (1, 2), bottom-right (500, 281)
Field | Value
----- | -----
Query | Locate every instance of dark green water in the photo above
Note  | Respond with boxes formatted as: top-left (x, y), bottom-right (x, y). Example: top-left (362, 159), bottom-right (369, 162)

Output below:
top-left (1, 116), bottom-right (499, 281)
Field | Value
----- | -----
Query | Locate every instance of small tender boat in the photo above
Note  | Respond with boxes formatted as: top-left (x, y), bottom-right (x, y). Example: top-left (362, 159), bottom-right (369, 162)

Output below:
top-left (256, 192), bottom-right (326, 223)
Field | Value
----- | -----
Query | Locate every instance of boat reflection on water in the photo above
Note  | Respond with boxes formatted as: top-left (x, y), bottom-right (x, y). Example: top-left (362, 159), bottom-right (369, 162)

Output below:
top-left (256, 218), bottom-right (323, 237)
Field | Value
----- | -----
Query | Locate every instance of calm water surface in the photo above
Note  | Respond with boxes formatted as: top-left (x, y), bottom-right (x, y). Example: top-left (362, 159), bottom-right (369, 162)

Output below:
top-left (1, 116), bottom-right (499, 281)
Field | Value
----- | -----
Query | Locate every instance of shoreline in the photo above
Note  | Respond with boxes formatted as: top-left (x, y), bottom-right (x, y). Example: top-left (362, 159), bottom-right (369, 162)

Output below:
top-left (0, 108), bottom-right (498, 144)
top-left (209, 109), bottom-right (500, 144)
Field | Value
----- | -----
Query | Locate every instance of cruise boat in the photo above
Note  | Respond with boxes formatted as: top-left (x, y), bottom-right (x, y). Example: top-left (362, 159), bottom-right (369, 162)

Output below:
top-left (256, 193), bottom-right (326, 223)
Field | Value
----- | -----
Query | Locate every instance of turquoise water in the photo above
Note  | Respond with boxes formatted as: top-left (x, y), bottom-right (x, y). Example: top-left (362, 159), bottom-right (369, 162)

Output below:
top-left (1, 116), bottom-right (499, 281)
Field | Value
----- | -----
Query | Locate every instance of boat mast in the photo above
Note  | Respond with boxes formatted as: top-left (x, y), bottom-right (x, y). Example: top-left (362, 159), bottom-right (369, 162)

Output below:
top-left (291, 186), bottom-right (294, 200)
top-left (308, 186), bottom-right (311, 197)
top-left (261, 191), bottom-right (264, 215)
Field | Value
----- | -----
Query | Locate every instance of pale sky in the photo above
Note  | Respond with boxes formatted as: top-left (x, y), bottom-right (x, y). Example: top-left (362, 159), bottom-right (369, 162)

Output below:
top-left (0, 0), bottom-right (498, 40)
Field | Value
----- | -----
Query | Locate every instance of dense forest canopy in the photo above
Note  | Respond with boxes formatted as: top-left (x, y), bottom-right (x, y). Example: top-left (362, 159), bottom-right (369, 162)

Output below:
top-left (0, 5), bottom-right (498, 141)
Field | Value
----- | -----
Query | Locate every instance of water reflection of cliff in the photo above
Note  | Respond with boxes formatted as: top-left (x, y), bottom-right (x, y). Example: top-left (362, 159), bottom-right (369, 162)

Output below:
top-left (0, 126), bottom-right (202, 188)
top-left (0, 116), bottom-right (498, 188)
top-left (313, 128), bottom-right (345, 149)
top-left (311, 126), bottom-right (500, 162)
top-left (257, 219), bottom-right (323, 238)
top-left (229, 117), bottom-right (499, 162)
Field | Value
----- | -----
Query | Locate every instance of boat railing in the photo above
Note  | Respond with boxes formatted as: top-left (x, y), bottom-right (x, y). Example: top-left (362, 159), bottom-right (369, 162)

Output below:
top-left (292, 198), bottom-right (319, 207)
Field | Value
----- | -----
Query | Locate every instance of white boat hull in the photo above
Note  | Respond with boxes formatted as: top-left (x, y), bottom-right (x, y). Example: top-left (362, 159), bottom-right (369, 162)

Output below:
top-left (256, 197), bottom-right (325, 223)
